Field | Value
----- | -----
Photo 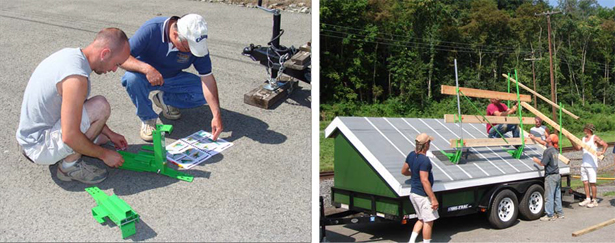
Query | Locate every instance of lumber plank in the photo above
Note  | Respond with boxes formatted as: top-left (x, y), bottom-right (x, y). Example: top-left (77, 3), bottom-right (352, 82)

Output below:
top-left (572, 218), bottom-right (615, 237)
top-left (503, 74), bottom-right (579, 119)
top-left (444, 114), bottom-right (535, 124)
top-left (441, 85), bottom-right (532, 102)
top-left (521, 102), bottom-right (604, 160)
top-left (572, 176), bottom-right (615, 180)
top-left (449, 138), bottom-right (535, 148)
top-left (523, 130), bottom-right (570, 164)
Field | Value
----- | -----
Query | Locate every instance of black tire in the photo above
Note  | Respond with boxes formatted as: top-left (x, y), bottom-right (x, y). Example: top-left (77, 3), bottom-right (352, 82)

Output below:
top-left (488, 189), bottom-right (519, 229)
top-left (519, 184), bottom-right (545, 220)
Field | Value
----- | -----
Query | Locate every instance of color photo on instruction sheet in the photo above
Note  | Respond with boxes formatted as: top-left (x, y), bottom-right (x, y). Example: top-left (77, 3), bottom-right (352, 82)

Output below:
top-left (165, 130), bottom-right (233, 169)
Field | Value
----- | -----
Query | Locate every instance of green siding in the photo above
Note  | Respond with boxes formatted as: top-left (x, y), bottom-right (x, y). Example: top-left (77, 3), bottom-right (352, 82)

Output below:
top-left (332, 134), bottom-right (412, 216)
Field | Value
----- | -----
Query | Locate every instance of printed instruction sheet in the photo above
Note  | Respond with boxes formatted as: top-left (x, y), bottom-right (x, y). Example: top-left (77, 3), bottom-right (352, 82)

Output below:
top-left (166, 130), bottom-right (233, 169)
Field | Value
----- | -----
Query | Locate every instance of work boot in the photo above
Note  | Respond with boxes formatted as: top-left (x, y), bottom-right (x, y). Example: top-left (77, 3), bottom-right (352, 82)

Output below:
top-left (152, 91), bottom-right (181, 120)
top-left (579, 198), bottom-right (591, 207)
top-left (140, 119), bottom-right (157, 142)
top-left (587, 199), bottom-right (599, 208)
top-left (56, 159), bottom-right (108, 184)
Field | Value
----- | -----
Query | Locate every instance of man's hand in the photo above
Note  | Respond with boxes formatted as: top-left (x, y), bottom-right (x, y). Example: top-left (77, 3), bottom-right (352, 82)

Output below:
top-left (210, 116), bottom-right (223, 141)
top-left (108, 132), bottom-right (128, 150)
top-left (145, 67), bottom-right (164, 86)
top-left (430, 197), bottom-right (439, 210)
top-left (597, 151), bottom-right (604, 156)
top-left (528, 134), bottom-right (536, 140)
top-left (101, 149), bottom-right (124, 168)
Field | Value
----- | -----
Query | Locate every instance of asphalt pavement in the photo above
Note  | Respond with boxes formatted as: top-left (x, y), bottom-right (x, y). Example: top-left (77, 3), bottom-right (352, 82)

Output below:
top-left (0, 0), bottom-right (311, 241)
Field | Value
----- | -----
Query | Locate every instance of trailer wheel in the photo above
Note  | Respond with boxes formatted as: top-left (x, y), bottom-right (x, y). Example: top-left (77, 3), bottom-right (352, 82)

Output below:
top-left (488, 189), bottom-right (518, 229)
top-left (519, 184), bottom-right (544, 220)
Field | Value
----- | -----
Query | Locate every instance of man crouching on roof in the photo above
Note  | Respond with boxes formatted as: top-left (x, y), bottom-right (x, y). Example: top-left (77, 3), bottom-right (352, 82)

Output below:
top-left (532, 134), bottom-right (564, 221)
top-left (401, 133), bottom-right (438, 243)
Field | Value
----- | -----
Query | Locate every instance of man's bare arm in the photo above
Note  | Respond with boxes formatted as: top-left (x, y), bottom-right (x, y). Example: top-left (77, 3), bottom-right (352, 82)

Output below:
top-left (59, 76), bottom-right (108, 160)
top-left (401, 162), bottom-right (411, 176)
top-left (120, 55), bottom-right (164, 86)
top-left (420, 170), bottom-right (439, 210)
top-left (201, 74), bottom-right (223, 140)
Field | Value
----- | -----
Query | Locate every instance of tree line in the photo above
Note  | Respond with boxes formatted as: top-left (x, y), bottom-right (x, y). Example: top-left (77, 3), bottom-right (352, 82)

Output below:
top-left (320, 0), bottom-right (615, 132)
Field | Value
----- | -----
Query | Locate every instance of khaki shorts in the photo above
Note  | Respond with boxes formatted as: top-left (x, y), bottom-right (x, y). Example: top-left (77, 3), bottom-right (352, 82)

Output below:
top-left (581, 166), bottom-right (597, 183)
top-left (410, 193), bottom-right (439, 222)
top-left (23, 108), bottom-right (92, 165)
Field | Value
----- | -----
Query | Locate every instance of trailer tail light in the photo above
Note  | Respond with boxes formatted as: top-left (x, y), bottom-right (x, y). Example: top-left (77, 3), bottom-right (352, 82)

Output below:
top-left (480, 208), bottom-right (486, 212)
top-left (401, 219), bottom-right (407, 225)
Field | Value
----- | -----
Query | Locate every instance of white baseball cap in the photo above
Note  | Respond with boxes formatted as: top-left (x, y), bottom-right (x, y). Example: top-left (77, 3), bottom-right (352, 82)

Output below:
top-left (177, 14), bottom-right (209, 57)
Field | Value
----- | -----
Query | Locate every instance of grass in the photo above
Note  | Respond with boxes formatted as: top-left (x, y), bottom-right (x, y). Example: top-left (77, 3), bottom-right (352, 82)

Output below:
top-left (603, 191), bottom-right (615, 197)
top-left (320, 121), bottom-right (334, 172)
top-left (567, 173), bottom-right (615, 190)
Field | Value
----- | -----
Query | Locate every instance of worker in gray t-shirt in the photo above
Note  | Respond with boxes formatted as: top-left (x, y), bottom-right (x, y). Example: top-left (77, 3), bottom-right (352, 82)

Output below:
top-left (532, 134), bottom-right (563, 221)
top-left (16, 28), bottom-right (131, 184)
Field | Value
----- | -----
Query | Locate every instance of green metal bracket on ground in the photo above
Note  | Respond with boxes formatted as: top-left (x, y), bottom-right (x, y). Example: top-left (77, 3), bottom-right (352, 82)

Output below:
top-left (506, 70), bottom-right (525, 159)
top-left (118, 124), bottom-right (194, 182)
top-left (86, 187), bottom-right (139, 239)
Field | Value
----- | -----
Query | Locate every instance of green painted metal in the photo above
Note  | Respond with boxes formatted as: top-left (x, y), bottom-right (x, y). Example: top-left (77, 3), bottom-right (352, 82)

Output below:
top-left (507, 69), bottom-right (525, 159)
top-left (118, 124), bottom-right (193, 182)
top-left (86, 187), bottom-right (139, 239)
top-left (507, 71), bottom-right (511, 113)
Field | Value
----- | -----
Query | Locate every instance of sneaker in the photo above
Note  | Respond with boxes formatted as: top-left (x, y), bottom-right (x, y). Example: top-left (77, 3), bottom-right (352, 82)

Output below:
top-left (579, 198), bottom-right (591, 207)
top-left (540, 215), bottom-right (556, 221)
top-left (140, 119), bottom-right (157, 142)
top-left (152, 91), bottom-right (181, 120)
top-left (587, 199), bottom-right (599, 208)
top-left (56, 159), bottom-right (108, 184)
top-left (556, 214), bottom-right (565, 219)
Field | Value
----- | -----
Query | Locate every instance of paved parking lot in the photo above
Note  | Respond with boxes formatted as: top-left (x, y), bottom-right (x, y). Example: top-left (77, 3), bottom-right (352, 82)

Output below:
top-left (0, 0), bottom-right (311, 241)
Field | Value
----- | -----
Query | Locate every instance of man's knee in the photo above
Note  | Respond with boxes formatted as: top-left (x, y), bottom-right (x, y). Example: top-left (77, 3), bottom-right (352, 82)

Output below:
top-left (86, 95), bottom-right (111, 120)
top-left (122, 72), bottom-right (148, 92)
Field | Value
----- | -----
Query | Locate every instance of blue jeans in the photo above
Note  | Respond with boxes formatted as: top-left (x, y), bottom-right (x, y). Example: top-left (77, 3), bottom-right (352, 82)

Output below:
top-left (121, 71), bottom-right (206, 121)
top-left (544, 174), bottom-right (563, 217)
top-left (488, 124), bottom-right (520, 138)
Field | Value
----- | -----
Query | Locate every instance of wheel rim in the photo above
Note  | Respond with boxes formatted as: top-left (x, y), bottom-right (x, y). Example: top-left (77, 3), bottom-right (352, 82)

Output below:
top-left (528, 191), bottom-right (543, 214)
top-left (498, 197), bottom-right (515, 222)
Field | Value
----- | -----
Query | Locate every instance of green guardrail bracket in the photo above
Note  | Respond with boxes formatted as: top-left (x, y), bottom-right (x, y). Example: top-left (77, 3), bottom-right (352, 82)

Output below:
top-left (118, 124), bottom-right (193, 182)
top-left (86, 187), bottom-right (139, 239)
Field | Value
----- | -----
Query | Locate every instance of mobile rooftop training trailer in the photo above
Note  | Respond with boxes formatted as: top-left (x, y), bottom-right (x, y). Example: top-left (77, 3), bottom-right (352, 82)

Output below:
top-left (321, 116), bottom-right (575, 240)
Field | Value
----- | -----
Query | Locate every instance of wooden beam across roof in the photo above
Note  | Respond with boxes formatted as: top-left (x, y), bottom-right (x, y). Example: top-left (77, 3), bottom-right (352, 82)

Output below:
top-left (503, 74), bottom-right (579, 120)
top-left (521, 101), bottom-right (604, 160)
top-left (449, 137), bottom-right (535, 148)
top-left (441, 85), bottom-right (532, 102)
top-left (444, 114), bottom-right (535, 125)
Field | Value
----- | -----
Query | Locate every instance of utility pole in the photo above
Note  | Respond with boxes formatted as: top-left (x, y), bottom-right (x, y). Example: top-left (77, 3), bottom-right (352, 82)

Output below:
top-left (536, 11), bottom-right (561, 122)
top-left (525, 52), bottom-right (542, 108)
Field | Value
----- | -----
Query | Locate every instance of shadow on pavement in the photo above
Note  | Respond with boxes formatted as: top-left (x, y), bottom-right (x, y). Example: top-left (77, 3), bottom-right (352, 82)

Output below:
top-left (268, 85), bottom-right (311, 110)
top-left (161, 107), bottom-right (287, 144)
top-left (95, 215), bottom-right (157, 241)
top-left (48, 143), bottom-right (211, 196)
top-left (324, 213), bottom-right (507, 242)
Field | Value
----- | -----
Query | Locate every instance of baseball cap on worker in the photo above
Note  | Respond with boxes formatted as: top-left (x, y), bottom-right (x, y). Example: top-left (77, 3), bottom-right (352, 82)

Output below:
top-left (415, 133), bottom-right (434, 144)
top-left (584, 123), bottom-right (595, 133)
top-left (548, 134), bottom-right (559, 149)
top-left (177, 14), bottom-right (209, 57)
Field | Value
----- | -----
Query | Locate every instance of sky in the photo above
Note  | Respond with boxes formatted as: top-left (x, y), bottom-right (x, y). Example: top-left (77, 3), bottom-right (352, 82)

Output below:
top-left (548, 0), bottom-right (615, 8)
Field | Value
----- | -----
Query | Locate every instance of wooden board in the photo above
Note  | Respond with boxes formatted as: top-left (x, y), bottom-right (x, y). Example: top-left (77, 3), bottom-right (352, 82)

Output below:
top-left (449, 137), bottom-right (535, 148)
top-left (572, 218), bottom-right (615, 237)
top-left (441, 85), bottom-right (532, 102)
top-left (521, 102), bottom-right (604, 160)
top-left (243, 77), bottom-right (299, 109)
top-left (572, 176), bottom-right (615, 180)
top-left (503, 74), bottom-right (579, 119)
top-left (522, 130), bottom-right (570, 164)
top-left (444, 114), bottom-right (535, 125)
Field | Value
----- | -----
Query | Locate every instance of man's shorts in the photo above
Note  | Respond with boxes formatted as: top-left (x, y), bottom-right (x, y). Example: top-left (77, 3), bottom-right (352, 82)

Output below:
top-left (581, 166), bottom-right (597, 183)
top-left (22, 108), bottom-right (92, 165)
top-left (410, 193), bottom-right (439, 222)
